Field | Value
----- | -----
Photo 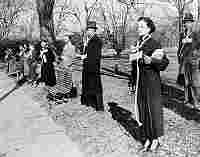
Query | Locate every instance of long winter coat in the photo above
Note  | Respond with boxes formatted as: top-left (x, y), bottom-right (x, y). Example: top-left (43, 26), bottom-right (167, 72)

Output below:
top-left (131, 37), bottom-right (169, 140)
top-left (82, 34), bottom-right (103, 96)
top-left (40, 48), bottom-right (56, 87)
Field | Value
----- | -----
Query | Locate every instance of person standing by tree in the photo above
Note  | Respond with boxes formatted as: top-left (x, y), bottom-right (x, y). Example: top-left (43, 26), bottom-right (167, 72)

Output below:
top-left (80, 21), bottom-right (104, 111)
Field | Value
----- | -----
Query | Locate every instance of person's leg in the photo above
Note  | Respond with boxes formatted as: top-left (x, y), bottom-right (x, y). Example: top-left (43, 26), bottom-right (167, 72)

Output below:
top-left (32, 62), bottom-right (37, 82)
top-left (81, 94), bottom-right (87, 105)
top-left (27, 61), bottom-right (32, 82)
top-left (184, 86), bottom-right (189, 103)
top-left (190, 86), bottom-right (199, 108)
top-left (95, 93), bottom-right (104, 111)
top-left (184, 64), bottom-right (190, 103)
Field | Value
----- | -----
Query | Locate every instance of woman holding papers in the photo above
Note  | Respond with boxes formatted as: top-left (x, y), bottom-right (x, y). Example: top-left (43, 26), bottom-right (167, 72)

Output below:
top-left (129, 17), bottom-right (169, 152)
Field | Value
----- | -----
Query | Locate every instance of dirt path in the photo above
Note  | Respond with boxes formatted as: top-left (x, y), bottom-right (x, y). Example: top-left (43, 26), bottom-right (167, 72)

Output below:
top-left (0, 71), bottom-right (84, 157)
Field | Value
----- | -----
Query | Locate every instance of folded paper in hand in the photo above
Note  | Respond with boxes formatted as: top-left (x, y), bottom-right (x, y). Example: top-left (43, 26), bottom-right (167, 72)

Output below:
top-left (151, 49), bottom-right (164, 60)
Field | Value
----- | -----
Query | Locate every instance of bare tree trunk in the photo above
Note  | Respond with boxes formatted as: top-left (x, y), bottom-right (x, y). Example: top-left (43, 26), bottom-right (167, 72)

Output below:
top-left (36, 0), bottom-right (55, 43)
top-left (198, 0), bottom-right (200, 19)
top-left (177, 0), bottom-right (184, 49)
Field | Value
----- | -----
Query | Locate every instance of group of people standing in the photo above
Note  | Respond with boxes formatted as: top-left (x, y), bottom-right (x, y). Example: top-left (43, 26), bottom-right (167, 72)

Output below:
top-left (79, 18), bottom-right (169, 152)
top-left (5, 42), bottom-right (38, 83)
top-left (6, 13), bottom-right (200, 152)
top-left (78, 13), bottom-right (200, 152)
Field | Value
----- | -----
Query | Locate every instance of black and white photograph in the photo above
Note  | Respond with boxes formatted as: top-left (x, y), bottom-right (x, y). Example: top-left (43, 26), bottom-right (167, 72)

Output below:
top-left (0, 0), bottom-right (200, 156)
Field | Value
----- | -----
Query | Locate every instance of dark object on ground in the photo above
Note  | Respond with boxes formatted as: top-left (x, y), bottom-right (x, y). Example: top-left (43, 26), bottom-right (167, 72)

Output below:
top-left (107, 102), bottom-right (145, 144)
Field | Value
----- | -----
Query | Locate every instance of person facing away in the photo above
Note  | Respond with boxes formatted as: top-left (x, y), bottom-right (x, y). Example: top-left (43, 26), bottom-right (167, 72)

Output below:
top-left (129, 17), bottom-right (169, 152)
top-left (80, 21), bottom-right (104, 111)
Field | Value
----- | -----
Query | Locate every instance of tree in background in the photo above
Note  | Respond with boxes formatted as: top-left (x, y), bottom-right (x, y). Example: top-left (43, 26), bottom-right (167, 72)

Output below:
top-left (0, 0), bottom-right (26, 39)
top-left (198, 0), bottom-right (200, 19)
top-left (54, 0), bottom-right (99, 35)
top-left (100, 0), bottom-right (136, 54)
top-left (54, 0), bottom-right (99, 52)
top-left (167, 0), bottom-right (195, 47)
top-left (36, 0), bottom-right (55, 44)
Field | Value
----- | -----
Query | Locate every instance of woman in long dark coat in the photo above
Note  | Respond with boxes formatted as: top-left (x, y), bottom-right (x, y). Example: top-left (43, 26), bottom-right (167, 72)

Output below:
top-left (80, 21), bottom-right (104, 111)
top-left (129, 17), bottom-right (169, 151)
top-left (38, 40), bottom-right (56, 87)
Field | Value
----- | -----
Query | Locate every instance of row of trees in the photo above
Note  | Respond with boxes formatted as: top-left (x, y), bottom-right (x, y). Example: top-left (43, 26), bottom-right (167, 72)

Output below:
top-left (0, 0), bottom-right (26, 39)
top-left (0, 0), bottom-right (199, 53)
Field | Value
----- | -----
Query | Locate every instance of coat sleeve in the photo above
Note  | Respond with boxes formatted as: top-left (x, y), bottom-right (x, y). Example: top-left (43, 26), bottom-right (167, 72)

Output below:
top-left (47, 49), bottom-right (55, 63)
top-left (130, 60), bottom-right (137, 86)
top-left (151, 54), bottom-right (169, 71)
top-left (150, 40), bottom-right (169, 71)
top-left (177, 33), bottom-right (184, 56)
top-left (192, 31), bottom-right (200, 50)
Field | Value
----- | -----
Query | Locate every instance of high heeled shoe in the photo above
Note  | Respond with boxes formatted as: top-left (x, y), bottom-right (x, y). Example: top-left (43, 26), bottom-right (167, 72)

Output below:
top-left (139, 139), bottom-right (151, 152)
top-left (150, 139), bottom-right (160, 151)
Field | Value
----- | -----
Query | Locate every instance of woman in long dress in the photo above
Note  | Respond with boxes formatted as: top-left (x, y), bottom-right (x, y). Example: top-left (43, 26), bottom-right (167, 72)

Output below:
top-left (129, 17), bottom-right (169, 151)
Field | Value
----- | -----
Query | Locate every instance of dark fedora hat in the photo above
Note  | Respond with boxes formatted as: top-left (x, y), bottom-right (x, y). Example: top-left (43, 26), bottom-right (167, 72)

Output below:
top-left (87, 21), bottom-right (98, 30)
top-left (183, 13), bottom-right (194, 23)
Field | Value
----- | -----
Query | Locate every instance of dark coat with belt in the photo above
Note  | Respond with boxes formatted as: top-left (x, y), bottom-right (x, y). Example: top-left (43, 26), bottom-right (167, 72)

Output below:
top-left (131, 37), bottom-right (169, 140)
top-left (40, 48), bottom-right (56, 87)
top-left (82, 34), bottom-right (103, 95)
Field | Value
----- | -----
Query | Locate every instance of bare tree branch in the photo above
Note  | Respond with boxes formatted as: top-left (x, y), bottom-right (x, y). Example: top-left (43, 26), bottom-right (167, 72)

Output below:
top-left (0, 0), bottom-right (26, 39)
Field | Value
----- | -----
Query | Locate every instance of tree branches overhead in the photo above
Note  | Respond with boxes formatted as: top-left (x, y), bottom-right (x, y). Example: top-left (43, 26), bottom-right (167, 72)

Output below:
top-left (0, 0), bottom-right (26, 39)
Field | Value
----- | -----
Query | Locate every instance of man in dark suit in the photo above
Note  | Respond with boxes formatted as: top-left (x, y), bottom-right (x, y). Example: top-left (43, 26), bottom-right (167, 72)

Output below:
top-left (177, 13), bottom-right (200, 107)
top-left (80, 21), bottom-right (104, 111)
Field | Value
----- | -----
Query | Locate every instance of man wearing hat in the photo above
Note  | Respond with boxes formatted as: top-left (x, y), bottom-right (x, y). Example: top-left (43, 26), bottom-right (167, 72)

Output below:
top-left (177, 13), bottom-right (200, 108)
top-left (80, 21), bottom-right (104, 111)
